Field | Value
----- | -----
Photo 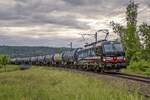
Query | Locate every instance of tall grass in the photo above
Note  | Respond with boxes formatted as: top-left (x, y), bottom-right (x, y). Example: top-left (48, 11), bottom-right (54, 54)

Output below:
top-left (0, 65), bottom-right (144, 100)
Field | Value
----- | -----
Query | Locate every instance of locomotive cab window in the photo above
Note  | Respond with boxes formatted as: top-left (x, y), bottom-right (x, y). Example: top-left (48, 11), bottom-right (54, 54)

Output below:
top-left (103, 43), bottom-right (124, 53)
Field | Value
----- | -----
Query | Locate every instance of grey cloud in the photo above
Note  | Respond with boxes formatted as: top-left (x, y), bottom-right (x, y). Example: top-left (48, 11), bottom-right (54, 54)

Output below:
top-left (0, 0), bottom-right (90, 29)
top-left (0, 34), bottom-right (81, 47)
top-left (0, 0), bottom-right (149, 47)
top-left (63, 0), bottom-right (103, 6)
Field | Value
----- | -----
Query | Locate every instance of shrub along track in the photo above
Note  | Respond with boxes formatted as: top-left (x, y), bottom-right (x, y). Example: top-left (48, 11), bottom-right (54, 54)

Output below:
top-left (46, 65), bottom-right (150, 99)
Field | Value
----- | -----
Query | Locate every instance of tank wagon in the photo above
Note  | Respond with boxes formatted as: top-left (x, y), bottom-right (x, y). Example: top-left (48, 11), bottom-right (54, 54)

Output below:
top-left (31, 57), bottom-right (37, 65)
top-left (10, 58), bottom-right (16, 64)
top-left (53, 53), bottom-right (64, 65)
top-left (63, 48), bottom-right (80, 65)
top-left (37, 56), bottom-right (45, 65)
top-left (45, 55), bottom-right (54, 65)
top-left (10, 40), bottom-right (126, 72)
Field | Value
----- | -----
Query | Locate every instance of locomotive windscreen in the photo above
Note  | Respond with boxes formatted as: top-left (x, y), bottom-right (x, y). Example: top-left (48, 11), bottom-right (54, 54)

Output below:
top-left (103, 43), bottom-right (124, 53)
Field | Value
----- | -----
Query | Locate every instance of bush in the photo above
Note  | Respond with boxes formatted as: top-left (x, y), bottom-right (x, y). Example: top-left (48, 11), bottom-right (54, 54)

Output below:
top-left (127, 60), bottom-right (150, 75)
top-left (0, 55), bottom-right (9, 72)
top-left (130, 51), bottom-right (142, 62)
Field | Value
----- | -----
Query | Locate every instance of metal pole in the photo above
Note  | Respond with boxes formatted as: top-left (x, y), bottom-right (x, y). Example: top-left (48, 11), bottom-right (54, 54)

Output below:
top-left (95, 32), bottom-right (98, 43)
top-left (70, 42), bottom-right (72, 49)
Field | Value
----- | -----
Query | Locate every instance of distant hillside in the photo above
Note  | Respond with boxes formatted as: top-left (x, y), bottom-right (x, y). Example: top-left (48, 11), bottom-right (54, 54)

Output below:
top-left (0, 46), bottom-right (71, 58)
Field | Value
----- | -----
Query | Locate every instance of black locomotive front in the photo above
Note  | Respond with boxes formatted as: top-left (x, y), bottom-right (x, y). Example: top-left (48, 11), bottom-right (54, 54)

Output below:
top-left (102, 41), bottom-right (126, 70)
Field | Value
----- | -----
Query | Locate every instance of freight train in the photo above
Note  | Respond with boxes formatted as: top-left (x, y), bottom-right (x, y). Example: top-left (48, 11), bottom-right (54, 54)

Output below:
top-left (10, 40), bottom-right (127, 72)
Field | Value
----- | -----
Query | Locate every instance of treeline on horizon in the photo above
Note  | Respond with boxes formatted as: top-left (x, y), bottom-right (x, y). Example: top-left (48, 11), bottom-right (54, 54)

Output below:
top-left (0, 46), bottom-right (71, 58)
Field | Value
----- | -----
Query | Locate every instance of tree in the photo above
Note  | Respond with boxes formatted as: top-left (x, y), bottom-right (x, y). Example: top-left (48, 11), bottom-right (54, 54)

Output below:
top-left (138, 23), bottom-right (150, 61)
top-left (0, 55), bottom-right (9, 72)
top-left (139, 23), bottom-right (150, 50)
top-left (110, 21), bottom-right (125, 42)
top-left (126, 0), bottom-right (138, 26)
top-left (110, 0), bottom-right (141, 62)
top-left (125, 0), bottom-right (141, 52)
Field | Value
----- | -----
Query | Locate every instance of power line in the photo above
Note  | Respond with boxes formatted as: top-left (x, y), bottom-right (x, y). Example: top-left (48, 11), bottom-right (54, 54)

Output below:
top-left (80, 29), bottom-right (110, 45)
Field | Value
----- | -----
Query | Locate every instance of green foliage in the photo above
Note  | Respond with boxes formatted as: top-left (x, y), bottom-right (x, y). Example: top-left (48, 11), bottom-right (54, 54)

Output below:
top-left (1, 56), bottom-right (9, 66)
top-left (139, 23), bottom-right (150, 50)
top-left (111, 0), bottom-right (150, 76)
top-left (0, 66), bottom-right (144, 100)
top-left (140, 50), bottom-right (150, 61)
top-left (130, 51), bottom-right (142, 62)
top-left (127, 60), bottom-right (150, 76)
top-left (110, 21), bottom-right (125, 40)
top-left (124, 25), bottom-right (141, 62)
top-left (124, 1), bottom-right (141, 62)
top-left (130, 50), bottom-right (150, 61)
top-left (126, 0), bottom-right (138, 26)
top-left (0, 55), bottom-right (10, 72)
top-left (110, 0), bottom-right (141, 62)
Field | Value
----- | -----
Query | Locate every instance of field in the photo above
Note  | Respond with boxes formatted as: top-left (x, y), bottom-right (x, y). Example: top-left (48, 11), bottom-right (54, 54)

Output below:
top-left (0, 65), bottom-right (144, 100)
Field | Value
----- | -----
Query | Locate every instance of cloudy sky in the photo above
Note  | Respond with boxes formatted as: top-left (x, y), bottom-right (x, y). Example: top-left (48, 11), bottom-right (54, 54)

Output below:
top-left (0, 0), bottom-right (149, 47)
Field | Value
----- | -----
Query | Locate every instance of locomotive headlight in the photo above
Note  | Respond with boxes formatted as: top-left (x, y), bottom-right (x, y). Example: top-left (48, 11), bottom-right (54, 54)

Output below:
top-left (123, 57), bottom-right (126, 61)
top-left (103, 58), bottom-right (106, 62)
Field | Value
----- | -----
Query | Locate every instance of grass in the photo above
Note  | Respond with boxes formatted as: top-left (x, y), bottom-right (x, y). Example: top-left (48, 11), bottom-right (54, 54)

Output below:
top-left (0, 65), bottom-right (144, 100)
top-left (0, 65), bottom-right (19, 73)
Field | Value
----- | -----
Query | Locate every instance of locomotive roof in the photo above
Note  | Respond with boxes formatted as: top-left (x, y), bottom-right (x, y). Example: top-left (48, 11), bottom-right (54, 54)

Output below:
top-left (84, 40), bottom-right (106, 47)
top-left (81, 40), bottom-right (122, 51)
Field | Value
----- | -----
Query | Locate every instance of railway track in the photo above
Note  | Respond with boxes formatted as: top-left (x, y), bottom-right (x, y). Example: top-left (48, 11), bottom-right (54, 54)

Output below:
top-left (52, 65), bottom-right (150, 84)
top-left (105, 72), bottom-right (150, 84)
top-left (102, 72), bottom-right (150, 98)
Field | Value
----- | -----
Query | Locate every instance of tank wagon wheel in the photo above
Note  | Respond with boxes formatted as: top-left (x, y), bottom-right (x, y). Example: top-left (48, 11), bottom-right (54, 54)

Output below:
top-left (100, 67), bottom-right (105, 73)
top-left (82, 64), bottom-right (86, 71)
top-left (78, 65), bottom-right (83, 71)
top-left (83, 64), bottom-right (88, 71)
top-left (73, 63), bottom-right (76, 69)
top-left (77, 64), bottom-right (81, 70)
top-left (71, 64), bottom-right (75, 69)
top-left (93, 65), bottom-right (98, 72)
top-left (96, 66), bottom-right (101, 73)
top-left (116, 69), bottom-right (120, 72)
top-left (74, 64), bottom-right (77, 69)
top-left (87, 65), bottom-right (92, 71)
top-left (75, 64), bottom-right (78, 69)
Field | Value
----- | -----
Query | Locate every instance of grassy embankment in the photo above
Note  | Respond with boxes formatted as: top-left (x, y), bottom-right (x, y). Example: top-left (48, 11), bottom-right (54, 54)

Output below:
top-left (122, 60), bottom-right (150, 76)
top-left (0, 65), bottom-right (145, 100)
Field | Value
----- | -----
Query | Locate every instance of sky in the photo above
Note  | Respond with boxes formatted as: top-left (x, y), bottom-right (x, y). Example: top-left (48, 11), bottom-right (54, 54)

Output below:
top-left (0, 0), bottom-right (149, 47)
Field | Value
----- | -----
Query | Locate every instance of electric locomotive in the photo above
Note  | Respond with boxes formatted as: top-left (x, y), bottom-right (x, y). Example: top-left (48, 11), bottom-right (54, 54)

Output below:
top-left (77, 40), bottom-right (126, 72)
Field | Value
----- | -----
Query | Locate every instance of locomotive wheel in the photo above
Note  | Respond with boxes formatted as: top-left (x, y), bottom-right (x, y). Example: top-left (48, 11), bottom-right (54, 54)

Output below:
top-left (85, 64), bottom-right (89, 71)
top-left (100, 67), bottom-right (105, 73)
